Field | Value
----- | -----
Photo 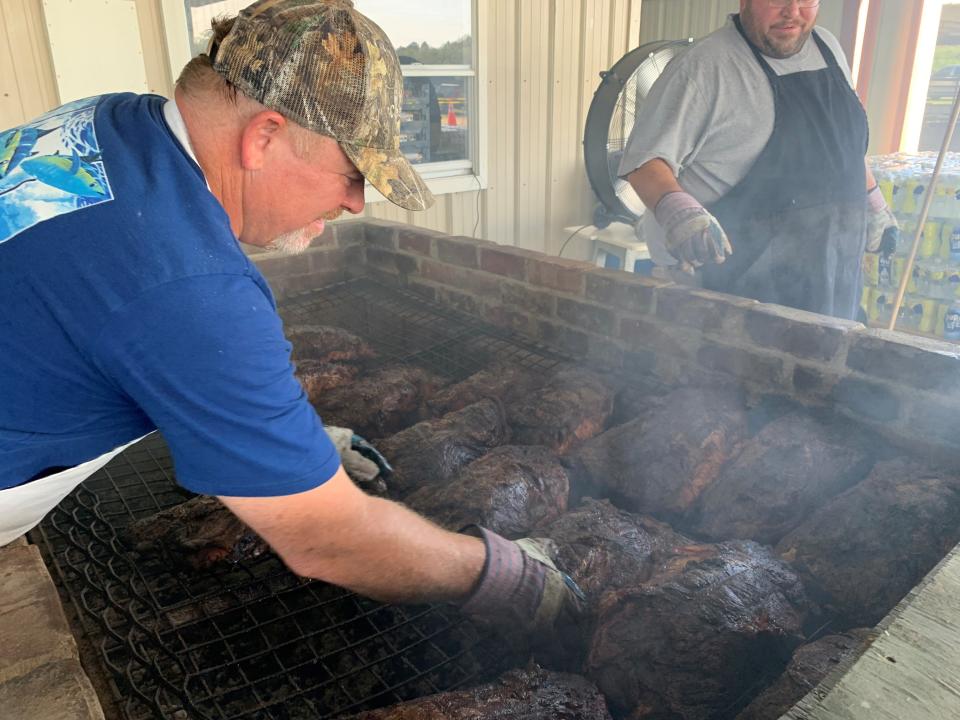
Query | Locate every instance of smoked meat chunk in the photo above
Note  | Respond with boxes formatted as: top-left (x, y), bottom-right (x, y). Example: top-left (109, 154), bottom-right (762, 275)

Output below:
top-left (378, 399), bottom-right (510, 499)
top-left (587, 540), bottom-right (807, 720)
top-left (776, 457), bottom-right (960, 625)
top-left (691, 411), bottom-right (874, 544)
top-left (285, 324), bottom-right (377, 364)
top-left (340, 666), bottom-right (612, 720)
top-left (565, 386), bottom-right (748, 518)
top-left (294, 359), bottom-right (360, 404)
top-left (505, 366), bottom-right (616, 454)
top-left (404, 445), bottom-right (568, 538)
top-left (313, 365), bottom-right (448, 439)
top-left (427, 364), bottom-right (546, 416)
top-left (124, 496), bottom-right (267, 570)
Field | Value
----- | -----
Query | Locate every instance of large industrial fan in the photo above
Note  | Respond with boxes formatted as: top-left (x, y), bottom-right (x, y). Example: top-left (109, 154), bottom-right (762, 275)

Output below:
top-left (583, 39), bottom-right (693, 228)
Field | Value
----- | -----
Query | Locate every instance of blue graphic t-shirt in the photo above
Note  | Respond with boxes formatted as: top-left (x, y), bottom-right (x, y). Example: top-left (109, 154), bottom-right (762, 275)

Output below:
top-left (0, 94), bottom-right (340, 495)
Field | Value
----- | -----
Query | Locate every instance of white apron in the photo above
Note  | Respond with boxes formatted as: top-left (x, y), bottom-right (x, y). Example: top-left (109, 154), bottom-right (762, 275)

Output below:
top-left (0, 433), bottom-right (151, 546)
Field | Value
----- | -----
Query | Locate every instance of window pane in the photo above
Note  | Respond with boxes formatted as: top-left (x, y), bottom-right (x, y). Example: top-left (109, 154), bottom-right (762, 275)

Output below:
top-left (920, 3), bottom-right (960, 152)
top-left (356, 0), bottom-right (472, 65)
top-left (183, 0), bottom-right (248, 57)
top-left (401, 76), bottom-right (470, 165)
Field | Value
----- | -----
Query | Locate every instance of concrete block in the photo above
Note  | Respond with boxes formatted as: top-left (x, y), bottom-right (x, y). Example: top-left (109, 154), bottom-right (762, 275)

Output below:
top-left (0, 659), bottom-right (104, 720)
top-left (0, 545), bottom-right (77, 684)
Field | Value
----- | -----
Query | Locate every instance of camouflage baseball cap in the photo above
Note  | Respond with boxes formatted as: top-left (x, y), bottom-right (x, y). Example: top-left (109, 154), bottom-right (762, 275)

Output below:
top-left (211, 0), bottom-right (434, 211)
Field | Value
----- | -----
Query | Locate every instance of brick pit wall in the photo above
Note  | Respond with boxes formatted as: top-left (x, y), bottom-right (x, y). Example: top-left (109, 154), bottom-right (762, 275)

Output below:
top-left (252, 219), bottom-right (960, 464)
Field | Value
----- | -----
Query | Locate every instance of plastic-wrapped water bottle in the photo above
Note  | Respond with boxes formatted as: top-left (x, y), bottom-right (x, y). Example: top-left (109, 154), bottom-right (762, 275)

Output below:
top-left (944, 301), bottom-right (960, 341)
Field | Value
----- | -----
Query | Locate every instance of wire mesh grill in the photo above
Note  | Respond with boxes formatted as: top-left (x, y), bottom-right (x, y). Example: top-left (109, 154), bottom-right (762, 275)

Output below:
top-left (30, 277), bottom-right (586, 720)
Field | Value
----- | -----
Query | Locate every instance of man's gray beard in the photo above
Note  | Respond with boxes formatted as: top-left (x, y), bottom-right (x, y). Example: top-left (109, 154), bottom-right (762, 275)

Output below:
top-left (265, 227), bottom-right (312, 255)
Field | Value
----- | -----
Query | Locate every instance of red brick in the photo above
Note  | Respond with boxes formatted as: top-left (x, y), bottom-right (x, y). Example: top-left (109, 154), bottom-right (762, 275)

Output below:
top-left (398, 228), bottom-right (435, 256)
top-left (537, 319), bottom-right (589, 357)
top-left (655, 286), bottom-right (756, 333)
top-left (437, 237), bottom-right (480, 268)
top-left (307, 247), bottom-right (346, 273)
top-left (333, 220), bottom-right (366, 246)
top-left (420, 260), bottom-right (501, 298)
top-left (620, 316), bottom-right (695, 361)
top-left (584, 270), bottom-right (661, 314)
top-left (480, 247), bottom-right (528, 280)
top-left (556, 297), bottom-right (617, 335)
top-left (527, 257), bottom-right (587, 294)
top-left (483, 304), bottom-right (536, 336)
top-left (364, 221), bottom-right (398, 249)
top-left (501, 282), bottom-right (555, 317)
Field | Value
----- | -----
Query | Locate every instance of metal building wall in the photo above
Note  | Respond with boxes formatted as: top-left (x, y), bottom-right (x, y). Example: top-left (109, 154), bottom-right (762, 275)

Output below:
top-left (362, 0), bottom-right (643, 255)
top-left (638, 0), bottom-right (844, 48)
top-left (0, 0), bottom-right (57, 126)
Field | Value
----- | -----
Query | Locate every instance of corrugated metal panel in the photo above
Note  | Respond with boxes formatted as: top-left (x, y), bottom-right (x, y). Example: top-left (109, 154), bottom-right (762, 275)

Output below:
top-left (361, 0), bottom-right (643, 255)
top-left (0, 0), bottom-right (57, 128)
top-left (639, 0), bottom-right (738, 45)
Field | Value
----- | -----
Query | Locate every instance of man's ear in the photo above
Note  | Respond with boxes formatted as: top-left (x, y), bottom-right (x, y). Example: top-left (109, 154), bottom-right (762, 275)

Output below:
top-left (240, 110), bottom-right (287, 171)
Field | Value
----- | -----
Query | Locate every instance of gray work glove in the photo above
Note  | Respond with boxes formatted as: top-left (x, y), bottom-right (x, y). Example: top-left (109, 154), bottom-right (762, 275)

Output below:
top-left (325, 426), bottom-right (392, 488)
top-left (866, 185), bottom-right (899, 255)
top-left (459, 526), bottom-right (585, 637)
top-left (655, 191), bottom-right (732, 268)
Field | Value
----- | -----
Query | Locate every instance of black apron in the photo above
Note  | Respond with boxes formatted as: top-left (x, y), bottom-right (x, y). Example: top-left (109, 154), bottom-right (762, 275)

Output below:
top-left (700, 15), bottom-right (869, 320)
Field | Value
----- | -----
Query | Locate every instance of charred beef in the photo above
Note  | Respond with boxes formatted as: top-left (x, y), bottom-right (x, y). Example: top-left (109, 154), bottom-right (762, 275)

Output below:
top-left (691, 411), bottom-right (875, 544)
top-left (735, 629), bottom-right (872, 720)
top-left (565, 386), bottom-right (748, 518)
top-left (294, 359), bottom-right (360, 404)
top-left (124, 496), bottom-right (267, 570)
top-left (404, 445), bottom-right (568, 538)
top-left (536, 499), bottom-right (689, 609)
top-left (505, 367), bottom-right (616, 454)
top-left (586, 540), bottom-right (807, 720)
top-left (285, 324), bottom-right (377, 364)
top-left (378, 399), bottom-right (510, 499)
top-left (340, 666), bottom-right (612, 720)
top-left (427, 364), bottom-right (547, 416)
top-left (313, 365), bottom-right (448, 439)
top-left (532, 499), bottom-right (692, 667)
top-left (776, 457), bottom-right (960, 625)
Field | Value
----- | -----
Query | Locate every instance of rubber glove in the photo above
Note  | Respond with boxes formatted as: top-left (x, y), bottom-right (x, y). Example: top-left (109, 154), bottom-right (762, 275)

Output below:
top-left (654, 191), bottom-right (733, 268)
top-left (866, 185), bottom-right (900, 255)
top-left (459, 526), bottom-right (585, 635)
top-left (325, 426), bottom-right (392, 486)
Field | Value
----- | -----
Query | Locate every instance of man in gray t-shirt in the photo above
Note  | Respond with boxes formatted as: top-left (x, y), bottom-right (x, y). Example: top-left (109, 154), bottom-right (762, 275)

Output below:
top-left (619, 0), bottom-right (898, 320)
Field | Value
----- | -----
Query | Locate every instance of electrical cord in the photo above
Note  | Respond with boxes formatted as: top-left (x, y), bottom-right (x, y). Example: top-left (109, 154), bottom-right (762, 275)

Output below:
top-left (472, 173), bottom-right (482, 238)
top-left (558, 224), bottom-right (592, 258)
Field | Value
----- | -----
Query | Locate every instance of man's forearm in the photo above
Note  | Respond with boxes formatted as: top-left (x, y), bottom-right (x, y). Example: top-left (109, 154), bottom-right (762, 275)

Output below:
top-left (220, 468), bottom-right (486, 604)
top-left (627, 157), bottom-right (684, 211)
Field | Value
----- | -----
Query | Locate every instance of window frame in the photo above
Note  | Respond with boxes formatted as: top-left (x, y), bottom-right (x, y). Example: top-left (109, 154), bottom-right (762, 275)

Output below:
top-left (159, 1), bottom-right (488, 201)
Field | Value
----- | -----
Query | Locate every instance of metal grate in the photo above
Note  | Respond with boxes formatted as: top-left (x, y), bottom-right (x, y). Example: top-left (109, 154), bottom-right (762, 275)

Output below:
top-left (30, 277), bottom-right (590, 720)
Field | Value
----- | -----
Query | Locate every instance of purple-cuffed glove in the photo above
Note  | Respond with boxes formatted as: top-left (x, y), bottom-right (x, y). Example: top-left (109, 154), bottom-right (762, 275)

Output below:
top-left (866, 185), bottom-right (899, 255)
top-left (459, 526), bottom-right (584, 635)
top-left (654, 191), bottom-right (732, 267)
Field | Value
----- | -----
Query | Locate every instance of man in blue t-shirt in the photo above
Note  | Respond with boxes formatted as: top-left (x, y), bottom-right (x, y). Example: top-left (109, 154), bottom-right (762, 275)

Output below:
top-left (0, 0), bottom-right (581, 637)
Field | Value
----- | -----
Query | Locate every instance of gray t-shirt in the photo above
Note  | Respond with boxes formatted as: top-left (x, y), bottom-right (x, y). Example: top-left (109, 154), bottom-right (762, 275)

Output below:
top-left (619, 15), bottom-right (855, 265)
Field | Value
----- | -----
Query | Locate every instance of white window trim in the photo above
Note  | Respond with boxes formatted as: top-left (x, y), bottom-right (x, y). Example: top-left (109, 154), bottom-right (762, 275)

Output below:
top-left (159, 1), bottom-right (489, 198)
